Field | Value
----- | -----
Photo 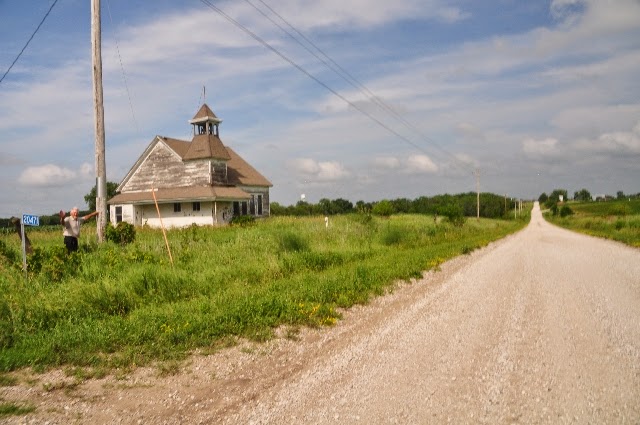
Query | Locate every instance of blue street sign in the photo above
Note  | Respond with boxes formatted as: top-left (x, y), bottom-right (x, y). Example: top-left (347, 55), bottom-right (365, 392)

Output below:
top-left (22, 214), bottom-right (40, 226)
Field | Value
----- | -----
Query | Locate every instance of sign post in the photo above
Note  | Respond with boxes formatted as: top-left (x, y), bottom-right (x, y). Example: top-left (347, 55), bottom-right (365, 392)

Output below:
top-left (21, 214), bottom-right (40, 277)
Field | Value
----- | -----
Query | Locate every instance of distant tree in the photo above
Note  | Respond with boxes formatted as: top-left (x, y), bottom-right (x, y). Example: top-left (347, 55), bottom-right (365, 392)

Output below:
top-left (617, 190), bottom-right (625, 200)
top-left (574, 188), bottom-right (592, 202)
top-left (548, 189), bottom-right (568, 203)
top-left (355, 200), bottom-right (371, 214)
top-left (371, 200), bottom-right (394, 217)
top-left (84, 181), bottom-right (119, 211)
top-left (294, 200), bottom-right (312, 216)
top-left (390, 198), bottom-right (411, 214)
top-left (438, 203), bottom-right (465, 227)
top-left (538, 193), bottom-right (548, 203)
top-left (318, 198), bottom-right (332, 215)
top-left (330, 198), bottom-right (353, 214)
top-left (269, 202), bottom-right (287, 216)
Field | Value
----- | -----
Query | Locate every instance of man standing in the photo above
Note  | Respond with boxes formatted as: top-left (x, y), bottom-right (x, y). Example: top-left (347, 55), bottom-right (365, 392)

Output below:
top-left (60, 207), bottom-right (99, 252)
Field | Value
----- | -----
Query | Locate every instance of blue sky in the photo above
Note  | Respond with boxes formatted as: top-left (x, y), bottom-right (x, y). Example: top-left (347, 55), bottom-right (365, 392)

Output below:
top-left (1, 0), bottom-right (639, 217)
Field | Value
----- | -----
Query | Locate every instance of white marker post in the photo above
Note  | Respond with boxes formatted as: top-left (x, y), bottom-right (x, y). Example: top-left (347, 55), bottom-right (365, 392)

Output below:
top-left (21, 214), bottom-right (40, 278)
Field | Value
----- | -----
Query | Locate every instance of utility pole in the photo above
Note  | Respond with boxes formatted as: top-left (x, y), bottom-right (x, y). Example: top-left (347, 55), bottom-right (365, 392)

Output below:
top-left (474, 168), bottom-right (480, 220)
top-left (92, 0), bottom-right (107, 242)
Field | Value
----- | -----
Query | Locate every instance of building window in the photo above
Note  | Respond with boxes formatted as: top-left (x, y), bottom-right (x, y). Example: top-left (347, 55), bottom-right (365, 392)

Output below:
top-left (174, 203), bottom-right (181, 213)
top-left (233, 201), bottom-right (249, 216)
top-left (249, 196), bottom-right (255, 215)
top-left (257, 194), bottom-right (263, 215)
top-left (193, 202), bottom-right (201, 212)
top-left (115, 206), bottom-right (123, 223)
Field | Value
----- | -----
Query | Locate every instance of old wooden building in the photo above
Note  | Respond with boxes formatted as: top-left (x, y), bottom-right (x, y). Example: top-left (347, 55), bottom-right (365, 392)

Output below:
top-left (108, 104), bottom-right (272, 228)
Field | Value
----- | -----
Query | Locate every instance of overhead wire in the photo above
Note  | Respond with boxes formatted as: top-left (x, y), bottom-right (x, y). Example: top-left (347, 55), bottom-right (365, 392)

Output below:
top-left (0, 0), bottom-right (60, 86)
top-left (199, 0), bottom-right (470, 171)
top-left (247, 0), bottom-right (472, 174)
top-left (105, 0), bottom-right (140, 135)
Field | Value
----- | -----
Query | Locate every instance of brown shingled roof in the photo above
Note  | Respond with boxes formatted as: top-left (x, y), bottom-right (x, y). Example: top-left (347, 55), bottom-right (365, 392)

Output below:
top-left (190, 104), bottom-right (219, 123)
top-left (108, 186), bottom-right (250, 205)
top-left (183, 134), bottom-right (231, 160)
top-left (226, 147), bottom-right (272, 187)
top-left (162, 137), bottom-right (190, 157)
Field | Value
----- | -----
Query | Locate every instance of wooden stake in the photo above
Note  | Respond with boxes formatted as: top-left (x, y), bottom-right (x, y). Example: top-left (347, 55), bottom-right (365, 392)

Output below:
top-left (152, 187), bottom-right (174, 266)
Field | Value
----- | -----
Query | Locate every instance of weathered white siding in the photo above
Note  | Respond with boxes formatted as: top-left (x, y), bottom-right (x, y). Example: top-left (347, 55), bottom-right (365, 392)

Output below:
top-left (122, 143), bottom-right (210, 192)
top-left (107, 201), bottom-right (233, 229)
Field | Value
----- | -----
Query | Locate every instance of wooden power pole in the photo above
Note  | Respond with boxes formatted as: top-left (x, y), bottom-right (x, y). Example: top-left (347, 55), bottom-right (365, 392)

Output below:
top-left (92, 0), bottom-right (107, 242)
top-left (474, 168), bottom-right (480, 220)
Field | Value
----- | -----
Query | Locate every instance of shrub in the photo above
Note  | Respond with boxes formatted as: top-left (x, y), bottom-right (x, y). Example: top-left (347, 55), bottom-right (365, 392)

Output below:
top-left (611, 204), bottom-right (631, 217)
top-left (372, 200), bottom-right (394, 217)
top-left (27, 246), bottom-right (78, 282)
top-left (560, 205), bottom-right (574, 218)
top-left (438, 204), bottom-right (465, 227)
top-left (230, 215), bottom-right (255, 227)
top-left (278, 231), bottom-right (309, 253)
top-left (105, 222), bottom-right (136, 245)
top-left (380, 225), bottom-right (404, 246)
top-left (0, 300), bottom-right (14, 349)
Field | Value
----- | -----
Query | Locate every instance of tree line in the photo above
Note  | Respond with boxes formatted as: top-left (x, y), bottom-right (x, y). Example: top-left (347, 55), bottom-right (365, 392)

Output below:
top-left (1, 185), bottom-right (515, 230)
top-left (538, 189), bottom-right (640, 204)
top-left (271, 192), bottom-right (515, 219)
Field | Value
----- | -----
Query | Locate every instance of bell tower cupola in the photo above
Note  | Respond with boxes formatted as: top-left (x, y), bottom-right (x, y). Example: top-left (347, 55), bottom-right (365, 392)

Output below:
top-left (189, 104), bottom-right (222, 137)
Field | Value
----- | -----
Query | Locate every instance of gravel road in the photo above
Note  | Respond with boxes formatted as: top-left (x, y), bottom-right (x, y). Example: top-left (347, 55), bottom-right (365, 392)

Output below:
top-left (4, 202), bottom-right (640, 424)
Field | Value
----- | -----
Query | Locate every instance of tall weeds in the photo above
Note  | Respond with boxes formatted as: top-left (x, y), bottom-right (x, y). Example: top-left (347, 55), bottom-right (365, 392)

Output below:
top-left (0, 214), bottom-right (525, 371)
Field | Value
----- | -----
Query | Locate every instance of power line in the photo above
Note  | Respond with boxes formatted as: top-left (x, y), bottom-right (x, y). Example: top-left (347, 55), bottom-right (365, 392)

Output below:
top-left (250, 0), bottom-right (471, 173)
top-left (105, 0), bottom-right (140, 135)
top-left (0, 0), bottom-right (60, 86)
top-left (199, 0), bottom-right (438, 159)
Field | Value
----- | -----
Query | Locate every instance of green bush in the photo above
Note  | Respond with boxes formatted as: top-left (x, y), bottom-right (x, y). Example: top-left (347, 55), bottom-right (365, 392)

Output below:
top-left (230, 215), bottom-right (256, 227)
top-left (611, 204), bottom-right (631, 217)
top-left (278, 231), bottom-right (309, 253)
top-left (105, 222), bottom-right (136, 245)
top-left (380, 225), bottom-right (404, 246)
top-left (438, 204), bottom-right (466, 227)
top-left (27, 246), bottom-right (79, 283)
top-left (372, 200), bottom-right (394, 217)
top-left (560, 205), bottom-right (574, 218)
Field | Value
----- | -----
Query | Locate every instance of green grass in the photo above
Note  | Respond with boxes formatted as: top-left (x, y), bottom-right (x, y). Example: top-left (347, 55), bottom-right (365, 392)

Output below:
top-left (0, 213), bottom-right (527, 374)
top-left (0, 401), bottom-right (35, 418)
top-left (545, 199), bottom-right (640, 247)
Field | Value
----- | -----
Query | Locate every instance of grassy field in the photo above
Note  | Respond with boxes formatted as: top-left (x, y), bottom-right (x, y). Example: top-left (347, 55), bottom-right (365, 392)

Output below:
top-left (0, 212), bottom-right (528, 377)
top-left (545, 199), bottom-right (640, 247)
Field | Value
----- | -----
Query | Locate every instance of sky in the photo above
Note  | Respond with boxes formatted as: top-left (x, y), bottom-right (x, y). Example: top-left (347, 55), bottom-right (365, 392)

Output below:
top-left (1, 0), bottom-right (639, 217)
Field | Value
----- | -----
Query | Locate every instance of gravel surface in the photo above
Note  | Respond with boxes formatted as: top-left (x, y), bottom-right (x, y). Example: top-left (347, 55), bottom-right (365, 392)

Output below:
top-left (3, 202), bottom-right (640, 424)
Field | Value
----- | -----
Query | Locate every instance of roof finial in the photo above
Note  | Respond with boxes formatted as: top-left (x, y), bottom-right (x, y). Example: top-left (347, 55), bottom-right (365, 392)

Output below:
top-left (203, 85), bottom-right (206, 104)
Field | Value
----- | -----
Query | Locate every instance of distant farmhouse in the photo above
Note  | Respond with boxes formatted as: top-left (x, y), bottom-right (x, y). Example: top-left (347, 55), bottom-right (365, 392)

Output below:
top-left (108, 104), bottom-right (272, 228)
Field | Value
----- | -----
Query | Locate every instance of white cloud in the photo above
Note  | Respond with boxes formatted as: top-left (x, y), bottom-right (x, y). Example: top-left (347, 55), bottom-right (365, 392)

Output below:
top-left (80, 163), bottom-right (93, 177)
top-left (405, 154), bottom-right (438, 174)
top-left (522, 138), bottom-right (560, 158)
top-left (575, 121), bottom-right (640, 155)
top-left (372, 156), bottom-right (401, 169)
top-left (253, 0), bottom-right (468, 30)
top-left (18, 165), bottom-right (77, 187)
top-left (289, 158), bottom-right (350, 181)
